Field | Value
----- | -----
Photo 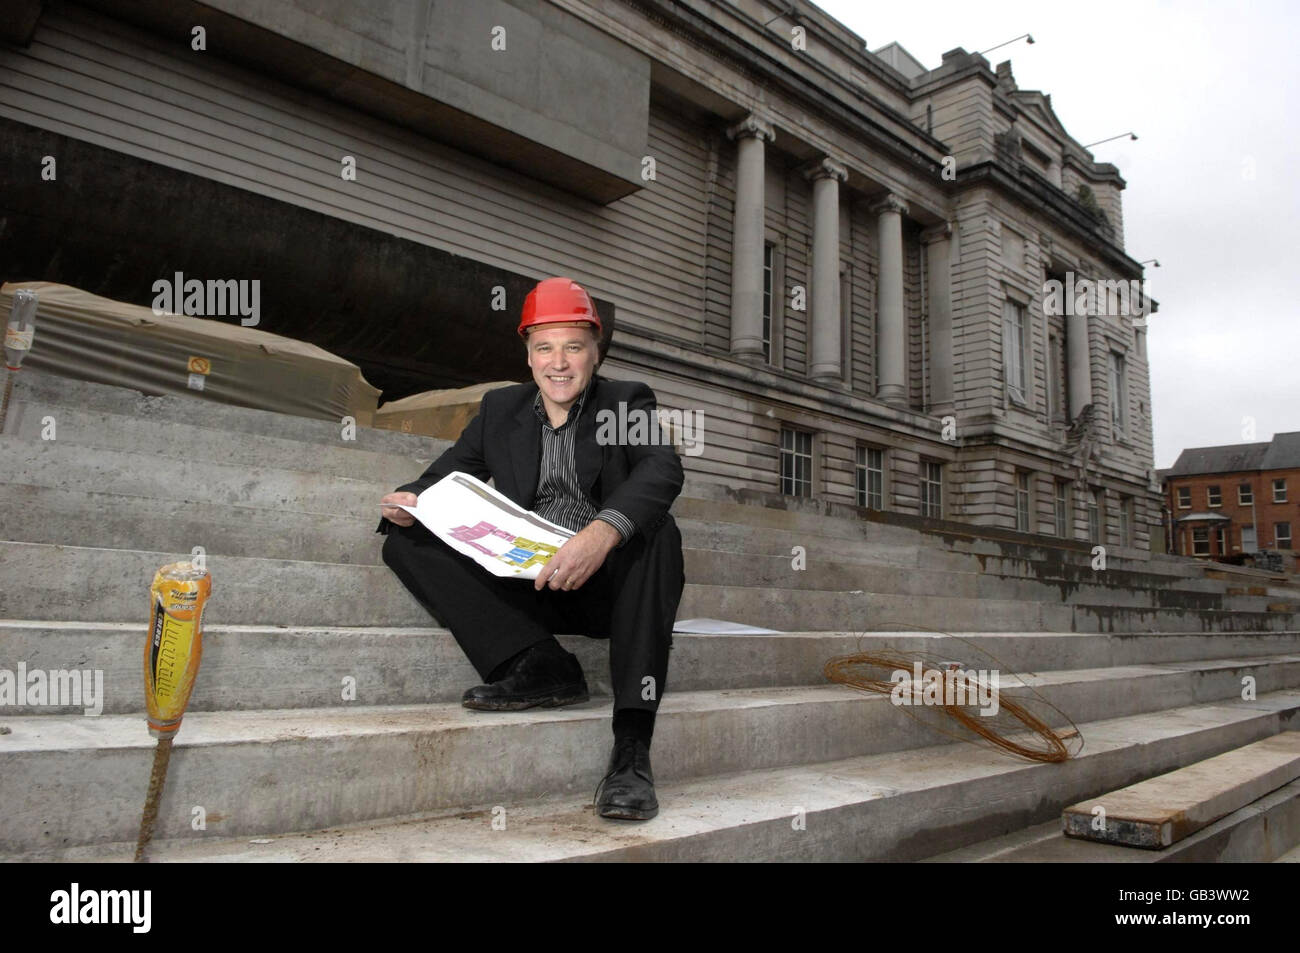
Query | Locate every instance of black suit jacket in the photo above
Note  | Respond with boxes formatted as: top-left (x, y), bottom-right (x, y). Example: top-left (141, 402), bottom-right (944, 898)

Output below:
top-left (375, 375), bottom-right (684, 541)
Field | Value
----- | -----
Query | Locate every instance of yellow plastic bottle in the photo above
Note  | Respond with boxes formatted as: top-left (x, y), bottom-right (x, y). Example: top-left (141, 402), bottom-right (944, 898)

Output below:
top-left (143, 561), bottom-right (212, 739)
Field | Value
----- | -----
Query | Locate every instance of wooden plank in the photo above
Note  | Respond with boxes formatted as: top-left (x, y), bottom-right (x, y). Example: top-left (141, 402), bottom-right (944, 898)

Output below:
top-left (1062, 732), bottom-right (1300, 848)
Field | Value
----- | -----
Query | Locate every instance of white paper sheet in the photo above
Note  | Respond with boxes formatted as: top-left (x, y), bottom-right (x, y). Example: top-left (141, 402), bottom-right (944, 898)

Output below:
top-left (671, 618), bottom-right (782, 634)
top-left (389, 471), bottom-right (574, 579)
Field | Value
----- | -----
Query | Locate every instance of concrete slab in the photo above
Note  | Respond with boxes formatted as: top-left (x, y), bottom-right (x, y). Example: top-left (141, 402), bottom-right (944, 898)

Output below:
top-left (5, 663), bottom-right (1300, 853)
top-left (6, 622), bottom-right (1299, 713)
top-left (678, 581), bottom-right (1300, 634)
top-left (11, 538), bottom-right (1295, 633)
top-left (12, 689), bottom-right (1300, 863)
top-left (1, 438), bottom-right (384, 515)
top-left (6, 369), bottom-right (448, 458)
top-left (3, 401), bottom-right (419, 485)
top-left (7, 616), bottom-right (1299, 714)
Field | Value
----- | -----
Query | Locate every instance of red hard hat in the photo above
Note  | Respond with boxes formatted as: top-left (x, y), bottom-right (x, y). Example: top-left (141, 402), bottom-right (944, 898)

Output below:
top-left (517, 277), bottom-right (602, 337)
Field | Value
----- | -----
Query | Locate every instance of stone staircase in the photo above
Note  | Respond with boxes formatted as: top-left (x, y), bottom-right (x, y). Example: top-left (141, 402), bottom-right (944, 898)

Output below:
top-left (2, 368), bottom-right (1300, 862)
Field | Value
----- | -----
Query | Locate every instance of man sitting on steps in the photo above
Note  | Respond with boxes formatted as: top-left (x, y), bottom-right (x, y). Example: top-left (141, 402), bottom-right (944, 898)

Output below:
top-left (376, 277), bottom-right (686, 820)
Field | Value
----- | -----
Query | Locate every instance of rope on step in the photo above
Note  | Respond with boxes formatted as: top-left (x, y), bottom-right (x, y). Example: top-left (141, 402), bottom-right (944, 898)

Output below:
top-left (823, 625), bottom-right (1084, 764)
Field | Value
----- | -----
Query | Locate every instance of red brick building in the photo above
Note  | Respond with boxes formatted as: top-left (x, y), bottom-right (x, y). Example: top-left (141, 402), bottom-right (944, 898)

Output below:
top-left (1157, 433), bottom-right (1300, 568)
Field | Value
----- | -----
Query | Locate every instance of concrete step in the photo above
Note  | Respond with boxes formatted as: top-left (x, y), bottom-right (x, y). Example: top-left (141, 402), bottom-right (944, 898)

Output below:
top-left (675, 506), bottom-right (1244, 596)
top-left (680, 546), bottom-right (1276, 613)
top-left (0, 482), bottom-right (1270, 620)
top-left (0, 540), bottom-right (420, 625)
top-left (12, 688), bottom-right (1299, 862)
top-left (7, 618), bottom-right (1300, 713)
top-left (677, 581), bottom-right (1300, 634)
top-left (2, 371), bottom-right (1254, 618)
top-left (4, 658), bottom-right (1300, 853)
top-left (7, 371), bottom-right (1267, 614)
top-left (4, 368), bottom-right (449, 459)
top-left (5, 539), bottom-right (1299, 632)
top-left (675, 488), bottom-right (1210, 584)
top-left (674, 510), bottom-right (1264, 614)
top-left (0, 484), bottom-right (385, 565)
top-left (922, 777), bottom-right (1300, 863)
top-left (2, 398), bottom-right (428, 487)
top-left (0, 437), bottom-right (396, 519)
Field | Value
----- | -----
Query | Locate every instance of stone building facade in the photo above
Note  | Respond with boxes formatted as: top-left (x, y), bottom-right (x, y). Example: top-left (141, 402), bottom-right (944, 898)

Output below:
top-left (0, 0), bottom-right (1159, 549)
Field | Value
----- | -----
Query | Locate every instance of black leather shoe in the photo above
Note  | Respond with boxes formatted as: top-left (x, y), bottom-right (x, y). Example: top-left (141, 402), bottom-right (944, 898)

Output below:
top-left (461, 642), bottom-right (588, 711)
top-left (594, 737), bottom-right (658, 820)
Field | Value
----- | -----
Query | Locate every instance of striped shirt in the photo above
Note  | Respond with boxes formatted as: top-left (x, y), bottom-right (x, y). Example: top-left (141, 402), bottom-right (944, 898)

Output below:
top-left (533, 383), bottom-right (635, 547)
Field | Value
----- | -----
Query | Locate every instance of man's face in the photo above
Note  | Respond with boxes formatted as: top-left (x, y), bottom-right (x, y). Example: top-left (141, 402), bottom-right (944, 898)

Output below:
top-left (525, 323), bottom-right (599, 413)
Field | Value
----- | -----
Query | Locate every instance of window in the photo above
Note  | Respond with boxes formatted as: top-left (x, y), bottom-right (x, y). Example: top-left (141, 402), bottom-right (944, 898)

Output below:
top-left (1192, 527), bottom-right (1209, 556)
top-left (855, 445), bottom-right (884, 510)
top-left (780, 427), bottom-right (813, 497)
top-left (1278, 522), bottom-right (1293, 550)
top-left (762, 243), bottom-right (775, 363)
top-left (920, 461), bottom-right (943, 519)
top-left (1207, 485), bottom-right (1221, 507)
top-left (1239, 483), bottom-right (1253, 505)
top-left (1177, 486), bottom-right (1191, 509)
top-left (1119, 495), bottom-right (1132, 547)
top-left (1002, 299), bottom-right (1027, 405)
top-left (1109, 351), bottom-right (1127, 439)
top-left (1054, 480), bottom-right (1069, 537)
top-left (1016, 471), bottom-right (1031, 532)
top-left (1274, 478), bottom-right (1287, 503)
top-left (1088, 488), bottom-right (1103, 544)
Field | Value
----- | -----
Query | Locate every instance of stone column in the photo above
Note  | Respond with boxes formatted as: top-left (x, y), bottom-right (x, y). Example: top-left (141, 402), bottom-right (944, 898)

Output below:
top-left (1067, 304), bottom-right (1093, 418)
top-left (726, 114), bottom-right (775, 358)
top-left (873, 193), bottom-right (908, 403)
top-left (803, 157), bottom-right (848, 380)
top-left (921, 222), bottom-right (954, 416)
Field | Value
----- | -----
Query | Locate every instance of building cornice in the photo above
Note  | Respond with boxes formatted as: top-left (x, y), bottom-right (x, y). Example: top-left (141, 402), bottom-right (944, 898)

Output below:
top-left (954, 161), bottom-right (1143, 276)
top-left (621, 0), bottom-right (949, 179)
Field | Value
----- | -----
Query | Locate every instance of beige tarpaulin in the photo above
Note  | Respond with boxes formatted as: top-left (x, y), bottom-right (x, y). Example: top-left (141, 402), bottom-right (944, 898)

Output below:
top-left (1, 282), bottom-right (380, 424)
top-left (374, 380), bottom-right (518, 439)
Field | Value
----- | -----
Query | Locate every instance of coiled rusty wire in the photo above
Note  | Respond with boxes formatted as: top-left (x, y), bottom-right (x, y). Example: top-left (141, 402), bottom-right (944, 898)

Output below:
top-left (824, 625), bottom-right (1084, 763)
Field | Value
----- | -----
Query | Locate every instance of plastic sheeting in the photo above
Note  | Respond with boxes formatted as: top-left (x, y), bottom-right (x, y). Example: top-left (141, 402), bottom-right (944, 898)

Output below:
top-left (373, 380), bottom-right (518, 439)
top-left (0, 282), bottom-right (380, 424)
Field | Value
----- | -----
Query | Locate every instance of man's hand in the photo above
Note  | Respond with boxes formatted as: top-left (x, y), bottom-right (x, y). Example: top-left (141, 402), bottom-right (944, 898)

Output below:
top-left (536, 520), bottom-right (620, 591)
top-left (380, 491), bottom-right (418, 527)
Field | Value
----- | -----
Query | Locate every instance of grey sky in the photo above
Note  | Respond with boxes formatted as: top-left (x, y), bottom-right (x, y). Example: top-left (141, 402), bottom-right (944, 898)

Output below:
top-left (815, 0), bottom-right (1300, 468)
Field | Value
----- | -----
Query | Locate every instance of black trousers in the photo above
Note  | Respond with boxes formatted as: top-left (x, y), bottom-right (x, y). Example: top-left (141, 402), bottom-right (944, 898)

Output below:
top-left (381, 517), bottom-right (685, 713)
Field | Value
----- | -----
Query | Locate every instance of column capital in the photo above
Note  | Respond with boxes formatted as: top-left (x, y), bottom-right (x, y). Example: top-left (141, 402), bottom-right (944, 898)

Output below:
top-left (801, 156), bottom-right (847, 183)
top-left (871, 192), bottom-right (909, 217)
top-left (920, 221), bottom-right (953, 243)
top-left (726, 113), bottom-right (775, 143)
